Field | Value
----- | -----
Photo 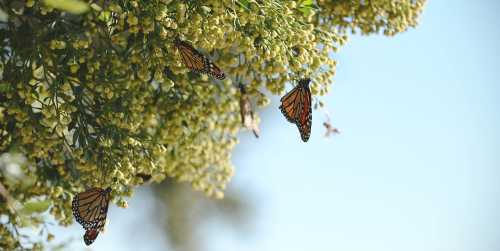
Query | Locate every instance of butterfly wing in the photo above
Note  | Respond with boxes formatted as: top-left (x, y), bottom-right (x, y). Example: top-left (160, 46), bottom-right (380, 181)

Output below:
top-left (239, 85), bottom-right (260, 138)
top-left (174, 40), bottom-right (208, 74)
top-left (295, 84), bottom-right (312, 142)
top-left (239, 84), bottom-right (248, 124)
top-left (279, 79), bottom-right (312, 142)
top-left (243, 109), bottom-right (260, 138)
top-left (96, 189), bottom-right (111, 228)
top-left (279, 86), bottom-right (301, 123)
top-left (208, 62), bottom-right (226, 80)
top-left (174, 38), bottom-right (226, 79)
top-left (84, 228), bottom-right (99, 246)
top-left (72, 187), bottom-right (111, 230)
top-left (250, 117), bottom-right (260, 138)
top-left (240, 95), bottom-right (251, 123)
top-left (72, 188), bottom-right (101, 229)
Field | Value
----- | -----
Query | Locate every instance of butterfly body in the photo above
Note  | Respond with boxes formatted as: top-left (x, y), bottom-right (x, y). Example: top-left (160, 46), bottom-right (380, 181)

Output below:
top-left (72, 187), bottom-right (111, 245)
top-left (173, 38), bottom-right (225, 80)
top-left (279, 79), bottom-right (312, 142)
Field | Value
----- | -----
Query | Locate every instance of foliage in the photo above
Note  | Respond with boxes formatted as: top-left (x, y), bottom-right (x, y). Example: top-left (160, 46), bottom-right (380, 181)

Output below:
top-left (0, 0), bottom-right (425, 249)
top-left (151, 179), bottom-right (251, 251)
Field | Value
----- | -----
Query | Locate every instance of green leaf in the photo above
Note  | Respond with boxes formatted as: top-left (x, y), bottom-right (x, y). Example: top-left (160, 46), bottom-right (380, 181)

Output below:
top-left (0, 82), bottom-right (9, 92)
top-left (43, 0), bottom-right (90, 14)
top-left (236, 0), bottom-right (250, 11)
top-left (21, 200), bottom-right (51, 214)
top-left (298, 0), bottom-right (314, 16)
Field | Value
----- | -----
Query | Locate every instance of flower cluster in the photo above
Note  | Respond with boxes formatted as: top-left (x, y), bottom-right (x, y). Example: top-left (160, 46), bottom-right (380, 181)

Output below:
top-left (0, 0), bottom-right (425, 248)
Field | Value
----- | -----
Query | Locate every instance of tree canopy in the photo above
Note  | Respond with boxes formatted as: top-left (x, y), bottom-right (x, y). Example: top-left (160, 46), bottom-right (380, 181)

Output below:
top-left (0, 0), bottom-right (425, 249)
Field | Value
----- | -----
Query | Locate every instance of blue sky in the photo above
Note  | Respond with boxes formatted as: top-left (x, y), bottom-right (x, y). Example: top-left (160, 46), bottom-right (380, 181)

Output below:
top-left (55, 1), bottom-right (500, 250)
top-left (217, 1), bottom-right (500, 251)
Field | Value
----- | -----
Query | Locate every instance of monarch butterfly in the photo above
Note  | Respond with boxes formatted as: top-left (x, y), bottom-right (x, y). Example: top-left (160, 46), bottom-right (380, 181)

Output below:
top-left (173, 38), bottom-right (226, 80)
top-left (239, 84), bottom-right (260, 138)
top-left (279, 78), bottom-right (312, 142)
top-left (72, 187), bottom-right (112, 245)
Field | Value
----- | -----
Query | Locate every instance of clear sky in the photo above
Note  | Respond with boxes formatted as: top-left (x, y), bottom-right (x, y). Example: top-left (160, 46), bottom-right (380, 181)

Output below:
top-left (53, 1), bottom-right (500, 250)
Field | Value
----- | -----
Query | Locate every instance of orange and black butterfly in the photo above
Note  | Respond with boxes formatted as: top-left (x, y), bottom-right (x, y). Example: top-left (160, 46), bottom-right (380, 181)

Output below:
top-left (173, 38), bottom-right (226, 80)
top-left (72, 187), bottom-right (112, 245)
top-left (239, 83), bottom-right (260, 138)
top-left (279, 78), bottom-right (312, 142)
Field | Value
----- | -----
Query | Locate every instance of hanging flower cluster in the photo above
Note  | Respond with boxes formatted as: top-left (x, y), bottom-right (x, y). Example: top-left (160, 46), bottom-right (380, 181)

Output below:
top-left (0, 0), bottom-right (425, 248)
